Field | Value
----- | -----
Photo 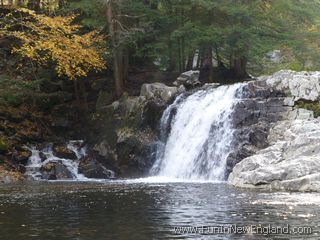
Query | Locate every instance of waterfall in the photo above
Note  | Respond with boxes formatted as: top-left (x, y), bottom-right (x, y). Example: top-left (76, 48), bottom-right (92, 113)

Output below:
top-left (25, 141), bottom-right (88, 181)
top-left (151, 83), bottom-right (244, 181)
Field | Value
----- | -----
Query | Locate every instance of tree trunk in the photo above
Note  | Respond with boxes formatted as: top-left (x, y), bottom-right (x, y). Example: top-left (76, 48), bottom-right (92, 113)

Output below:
top-left (231, 56), bottom-right (248, 79)
top-left (181, 37), bottom-right (185, 71)
top-left (167, 38), bottom-right (175, 71)
top-left (178, 38), bottom-right (182, 72)
top-left (186, 49), bottom-right (195, 71)
top-left (106, 0), bottom-right (124, 98)
top-left (123, 48), bottom-right (129, 83)
top-left (74, 79), bottom-right (80, 106)
top-left (208, 46), bottom-right (213, 82)
top-left (79, 79), bottom-right (88, 111)
top-left (27, 0), bottom-right (41, 11)
top-left (196, 47), bottom-right (202, 69)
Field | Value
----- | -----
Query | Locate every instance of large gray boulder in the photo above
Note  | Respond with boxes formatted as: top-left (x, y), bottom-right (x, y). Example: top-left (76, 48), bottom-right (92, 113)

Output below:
top-left (228, 114), bottom-right (320, 192)
top-left (174, 70), bottom-right (201, 88)
top-left (259, 70), bottom-right (320, 101)
top-left (141, 82), bottom-right (184, 103)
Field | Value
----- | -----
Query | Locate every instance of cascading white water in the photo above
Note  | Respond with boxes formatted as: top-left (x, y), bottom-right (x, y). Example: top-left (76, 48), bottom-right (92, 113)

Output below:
top-left (25, 141), bottom-right (88, 180)
top-left (151, 83), bottom-right (244, 181)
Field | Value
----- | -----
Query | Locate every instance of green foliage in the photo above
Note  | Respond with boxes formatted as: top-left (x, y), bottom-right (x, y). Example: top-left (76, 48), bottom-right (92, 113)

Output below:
top-left (0, 8), bottom-right (106, 80)
top-left (2, 0), bottom-right (320, 88)
top-left (296, 100), bottom-right (320, 118)
top-left (58, 0), bottom-right (320, 76)
top-left (0, 74), bottom-right (40, 106)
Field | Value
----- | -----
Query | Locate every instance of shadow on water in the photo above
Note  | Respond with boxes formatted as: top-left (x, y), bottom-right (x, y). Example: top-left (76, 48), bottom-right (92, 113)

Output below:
top-left (0, 181), bottom-right (320, 240)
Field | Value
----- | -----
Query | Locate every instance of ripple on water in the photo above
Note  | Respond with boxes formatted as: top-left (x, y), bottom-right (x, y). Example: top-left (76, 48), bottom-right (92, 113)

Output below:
top-left (0, 182), bottom-right (319, 239)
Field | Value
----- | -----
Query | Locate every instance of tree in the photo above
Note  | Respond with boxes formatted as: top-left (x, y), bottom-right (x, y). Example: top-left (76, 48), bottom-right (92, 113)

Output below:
top-left (105, 0), bottom-right (124, 98)
top-left (34, 0), bottom-right (320, 85)
top-left (0, 7), bottom-right (106, 105)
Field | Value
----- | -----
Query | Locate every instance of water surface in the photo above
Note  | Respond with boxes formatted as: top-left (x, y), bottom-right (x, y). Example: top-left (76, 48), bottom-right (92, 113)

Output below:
top-left (0, 180), bottom-right (319, 240)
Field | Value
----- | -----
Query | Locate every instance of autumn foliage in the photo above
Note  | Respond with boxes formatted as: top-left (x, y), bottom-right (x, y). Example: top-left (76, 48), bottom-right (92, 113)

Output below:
top-left (0, 8), bottom-right (106, 80)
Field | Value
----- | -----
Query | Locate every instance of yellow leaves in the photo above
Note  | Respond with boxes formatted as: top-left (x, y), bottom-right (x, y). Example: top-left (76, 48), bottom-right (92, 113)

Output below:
top-left (1, 8), bottom-right (107, 80)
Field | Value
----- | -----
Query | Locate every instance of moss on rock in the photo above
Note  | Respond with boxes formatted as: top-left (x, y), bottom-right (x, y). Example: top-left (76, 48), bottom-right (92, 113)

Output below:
top-left (296, 100), bottom-right (320, 118)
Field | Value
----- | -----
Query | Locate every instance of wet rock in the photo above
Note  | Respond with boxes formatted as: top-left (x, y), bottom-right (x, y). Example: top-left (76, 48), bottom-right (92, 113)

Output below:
top-left (53, 145), bottom-right (77, 160)
top-left (79, 156), bottom-right (115, 179)
top-left (12, 149), bottom-right (32, 165)
top-left (16, 164), bottom-right (26, 174)
top-left (116, 128), bottom-right (157, 178)
top-left (142, 99), bottom-right (167, 131)
top-left (40, 161), bottom-right (73, 180)
top-left (39, 152), bottom-right (47, 162)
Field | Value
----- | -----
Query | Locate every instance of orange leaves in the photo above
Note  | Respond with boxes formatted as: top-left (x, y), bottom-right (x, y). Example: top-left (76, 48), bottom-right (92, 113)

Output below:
top-left (1, 8), bottom-right (107, 80)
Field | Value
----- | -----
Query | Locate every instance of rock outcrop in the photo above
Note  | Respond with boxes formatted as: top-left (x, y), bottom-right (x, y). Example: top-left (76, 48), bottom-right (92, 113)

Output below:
top-left (262, 70), bottom-right (320, 101)
top-left (78, 155), bottom-right (115, 179)
top-left (174, 70), bottom-right (201, 88)
top-left (141, 82), bottom-right (184, 103)
top-left (40, 161), bottom-right (74, 180)
top-left (88, 82), bottom-right (183, 178)
top-left (228, 70), bottom-right (320, 192)
top-left (53, 145), bottom-right (77, 160)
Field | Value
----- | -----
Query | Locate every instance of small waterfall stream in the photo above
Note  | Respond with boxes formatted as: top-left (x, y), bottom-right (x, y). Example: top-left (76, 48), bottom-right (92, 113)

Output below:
top-left (25, 141), bottom-right (88, 180)
top-left (151, 84), bottom-right (244, 181)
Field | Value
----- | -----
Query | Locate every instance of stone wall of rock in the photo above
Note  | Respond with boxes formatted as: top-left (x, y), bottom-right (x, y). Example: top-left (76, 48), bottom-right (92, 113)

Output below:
top-left (228, 70), bottom-right (320, 192)
top-left (87, 82), bottom-right (185, 178)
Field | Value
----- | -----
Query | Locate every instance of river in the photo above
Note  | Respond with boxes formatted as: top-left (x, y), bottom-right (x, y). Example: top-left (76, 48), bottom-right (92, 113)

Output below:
top-left (0, 179), bottom-right (319, 239)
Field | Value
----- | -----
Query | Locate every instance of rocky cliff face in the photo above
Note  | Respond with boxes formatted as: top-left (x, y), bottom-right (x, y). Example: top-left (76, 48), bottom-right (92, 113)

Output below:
top-left (87, 81), bottom-right (186, 178)
top-left (228, 70), bottom-right (320, 192)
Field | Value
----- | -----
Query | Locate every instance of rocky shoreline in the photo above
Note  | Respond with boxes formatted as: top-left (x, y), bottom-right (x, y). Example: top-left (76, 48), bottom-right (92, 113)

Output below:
top-left (228, 70), bottom-right (320, 192)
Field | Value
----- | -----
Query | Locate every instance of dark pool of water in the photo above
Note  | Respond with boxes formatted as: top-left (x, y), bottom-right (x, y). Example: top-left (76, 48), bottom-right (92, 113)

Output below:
top-left (0, 179), bottom-right (319, 240)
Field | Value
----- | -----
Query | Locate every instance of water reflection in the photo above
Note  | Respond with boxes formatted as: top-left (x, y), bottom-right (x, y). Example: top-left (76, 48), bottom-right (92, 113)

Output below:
top-left (0, 182), bottom-right (319, 239)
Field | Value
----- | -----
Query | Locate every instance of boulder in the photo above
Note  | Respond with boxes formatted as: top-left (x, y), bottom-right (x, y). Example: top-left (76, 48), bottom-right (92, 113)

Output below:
top-left (53, 145), bottom-right (77, 160)
top-left (92, 141), bottom-right (113, 159)
top-left (78, 156), bottom-right (115, 179)
top-left (258, 70), bottom-right (320, 101)
top-left (142, 99), bottom-right (167, 131)
top-left (116, 128), bottom-right (157, 178)
top-left (174, 70), bottom-right (201, 88)
top-left (228, 119), bottom-right (320, 192)
top-left (140, 83), bottom-right (183, 103)
top-left (40, 161), bottom-right (74, 180)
